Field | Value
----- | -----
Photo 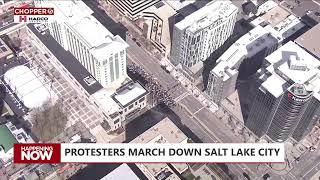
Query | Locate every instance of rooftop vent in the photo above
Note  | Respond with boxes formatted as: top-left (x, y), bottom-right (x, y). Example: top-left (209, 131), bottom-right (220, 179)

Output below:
top-left (84, 76), bottom-right (97, 86)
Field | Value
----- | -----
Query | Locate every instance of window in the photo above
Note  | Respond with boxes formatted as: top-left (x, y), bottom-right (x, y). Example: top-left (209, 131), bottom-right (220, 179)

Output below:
top-left (135, 101), bottom-right (138, 105)
top-left (129, 104), bottom-right (134, 109)
top-left (139, 97), bottom-right (145, 102)
top-left (114, 119), bottom-right (120, 124)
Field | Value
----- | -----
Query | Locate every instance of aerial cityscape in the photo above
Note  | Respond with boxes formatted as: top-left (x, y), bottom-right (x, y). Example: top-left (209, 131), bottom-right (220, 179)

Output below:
top-left (0, 0), bottom-right (320, 179)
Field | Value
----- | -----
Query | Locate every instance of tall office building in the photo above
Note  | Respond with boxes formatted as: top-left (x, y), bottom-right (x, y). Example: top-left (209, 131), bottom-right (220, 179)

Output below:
top-left (206, 25), bottom-right (281, 104)
top-left (36, 0), bottom-right (129, 88)
top-left (170, 1), bottom-right (238, 68)
top-left (247, 41), bottom-right (320, 142)
top-left (107, 0), bottom-right (161, 20)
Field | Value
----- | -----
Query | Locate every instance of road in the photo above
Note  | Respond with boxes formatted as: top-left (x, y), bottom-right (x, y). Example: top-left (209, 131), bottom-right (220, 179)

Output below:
top-left (85, 0), bottom-right (268, 179)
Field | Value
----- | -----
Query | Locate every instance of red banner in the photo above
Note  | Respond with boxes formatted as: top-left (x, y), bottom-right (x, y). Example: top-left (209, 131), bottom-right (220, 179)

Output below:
top-left (13, 143), bottom-right (61, 164)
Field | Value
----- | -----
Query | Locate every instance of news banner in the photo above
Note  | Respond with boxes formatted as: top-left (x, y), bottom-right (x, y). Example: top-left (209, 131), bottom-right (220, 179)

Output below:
top-left (13, 143), bottom-right (284, 164)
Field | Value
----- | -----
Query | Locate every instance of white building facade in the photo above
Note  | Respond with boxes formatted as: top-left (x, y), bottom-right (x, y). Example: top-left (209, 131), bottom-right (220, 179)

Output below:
top-left (36, 0), bottom-right (129, 88)
top-left (206, 25), bottom-right (281, 104)
top-left (170, 1), bottom-right (238, 67)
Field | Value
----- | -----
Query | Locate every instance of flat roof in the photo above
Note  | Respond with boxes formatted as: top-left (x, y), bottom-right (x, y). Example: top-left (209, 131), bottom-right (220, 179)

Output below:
top-left (0, 125), bottom-right (17, 153)
top-left (72, 15), bottom-right (114, 48)
top-left (165, 0), bottom-right (196, 11)
top-left (212, 25), bottom-right (280, 81)
top-left (27, 24), bottom-right (103, 95)
top-left (295, 23), bottom-right (320, 58)
top-left (112, 82), bottom-right (147, 107)
top-left (260, 5), bottom-right (290, 27)
top-left (175, 1), bottom-right (237, 33)
top-left (131, 117), bottom-right (187, 143)
top-left (39, 0), bottom-right (93, 25)
top-left (92, 88), bottom-right (121, 115)
top-left (262, 41), bottom-right (320, 96)
top-left (100, 164), bottom-right (139, 180)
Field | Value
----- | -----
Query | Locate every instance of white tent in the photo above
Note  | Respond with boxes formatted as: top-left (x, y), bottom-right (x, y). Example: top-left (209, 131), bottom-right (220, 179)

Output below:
top-left (4, 65), bottom-right (51, 109)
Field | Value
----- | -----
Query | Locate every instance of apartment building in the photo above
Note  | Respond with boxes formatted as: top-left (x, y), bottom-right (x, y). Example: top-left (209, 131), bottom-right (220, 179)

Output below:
top-left (170, 1), bottom-right (238, 69)
top-left (247, 41), bottom-right (320, 142)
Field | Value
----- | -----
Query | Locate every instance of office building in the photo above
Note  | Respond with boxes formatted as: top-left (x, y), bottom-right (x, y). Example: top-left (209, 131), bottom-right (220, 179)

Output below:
top-left (36, 0), bottom-right (129, 88)
top-left (170, 1), bottom-right (238, 69)
top-left (107, 0), bottom-right (161, 20)
top-left (247, 41), bottom-right (320, 142)
top-left (206, 25), bottom-right (281, 104)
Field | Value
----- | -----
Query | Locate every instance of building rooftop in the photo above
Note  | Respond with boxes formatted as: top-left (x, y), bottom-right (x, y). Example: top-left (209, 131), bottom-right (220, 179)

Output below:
top-left (112, 81), bottom-right (148, 108)
top-left (4, 65), bottom-right (52, 109)
top-left (211, 25), bottom-right (280, 81)
top-left (262, 41), bottom-right (320, 97)
top-left (175, 1), bottom-right (237, 33)
top-left (295, 23), bottom-right (320, 59)
top-left (130, 117), bottom-right (186, 180)
top-left (91, 88), bottom-right (121, 116)
top-left (165, 0), bottom-right (196, 11)
top-left (260, 5), bottom-right (290, 27)
top-left (273, 14), bottom-right (305, 39)
top-left (100, 164), bottom-right (139, 180)
top-left (27, 24), bottom-right (103, 95)
top-left (38, 0), bottom-right (93, 25)
top-left (0, 124), bottom-right (17, 153)
top-left (131, 117), bottom-right (187, 144)
top-left (72, 15), bottom-right (113, 47)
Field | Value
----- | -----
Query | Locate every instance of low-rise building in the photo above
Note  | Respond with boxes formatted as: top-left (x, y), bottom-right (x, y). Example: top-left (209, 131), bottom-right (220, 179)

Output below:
top-left (0, 121), bottom-right (34, 164)
top-left (131, 117), bottom-right (188, 180)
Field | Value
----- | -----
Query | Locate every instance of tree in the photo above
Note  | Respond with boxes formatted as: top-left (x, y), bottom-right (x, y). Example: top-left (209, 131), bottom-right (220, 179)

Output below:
top-left (31, 100), bottom-right (68, 142)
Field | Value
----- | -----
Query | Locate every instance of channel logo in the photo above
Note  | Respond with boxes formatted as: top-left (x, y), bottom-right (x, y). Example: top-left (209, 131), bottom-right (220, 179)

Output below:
top-left (13, 144), bottom-right (61, 164)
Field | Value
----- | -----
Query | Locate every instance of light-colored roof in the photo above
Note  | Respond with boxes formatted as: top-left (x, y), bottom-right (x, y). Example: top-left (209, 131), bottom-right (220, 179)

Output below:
top-left (260, 5), bottom-right (290, 27)
top-left (165, 0), bottom-right (196, 11)
top-left (4, 65), bottom-right (51, 109)
top-left (211, 25), bottom-right (280, 81)
top-left (72, 15), bottom-right (114, 48)
top-left (41, 0), bottom-right (93, 25)
top-left (273, 14), bottom-right (305, 39)
top-left (100, 164), bottom-right (139, 180)
top-left (262, 41), bottom-right (320, 97)
top-left (113, 82), bottom-right (147, 107)
top-left (0, 125), bottom-right (17, 153)
top-left (131, 117), bottom-right (187, 143)
top-left (295, 23), bottom-right (320, 58)
top-left (91, 88), bottom-right (121, 115)
top-left (175, 1), bottom-right (237, 33)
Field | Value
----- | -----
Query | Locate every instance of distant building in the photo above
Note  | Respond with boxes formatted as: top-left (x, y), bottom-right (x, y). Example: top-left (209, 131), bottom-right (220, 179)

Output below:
top-left (247, 41), bottom-right (320, 142)
top-left (131, 117), bottom-right (188, 180)
top-left (0, 121), bottom-right (34, 163)
top-left (36, 0), bottom-right (129, 88)
top-left (170, 1), bottom-right (238, 82)
top-left (206, 25), bottom-right (281, 104)
top-left (106, 0), bottom-right (161, 20)
top-left (295, 23), bottom-right (320, 59)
